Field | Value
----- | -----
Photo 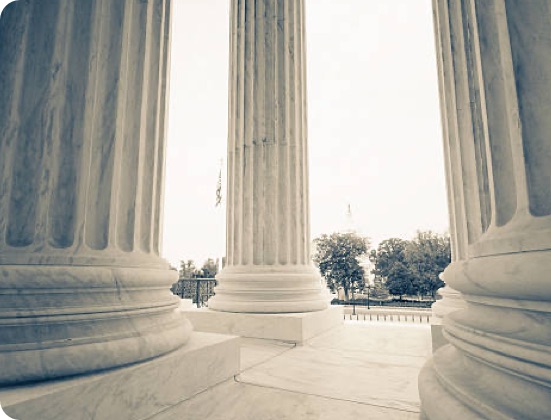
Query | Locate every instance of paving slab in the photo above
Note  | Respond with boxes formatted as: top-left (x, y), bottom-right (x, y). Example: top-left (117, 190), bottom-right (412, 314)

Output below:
top-left (151, 322), bottom-right (431, 420)
top-left (238, 323), bottom-right (430, 413)
top-left (150, 379), bottom-right (419, 420)
top-left (238, 338), bottom-right (296, 370)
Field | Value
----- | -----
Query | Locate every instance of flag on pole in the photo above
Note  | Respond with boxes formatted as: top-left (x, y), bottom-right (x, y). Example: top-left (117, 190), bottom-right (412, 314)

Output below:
top-left (215, 161), bottom-right (222, 207)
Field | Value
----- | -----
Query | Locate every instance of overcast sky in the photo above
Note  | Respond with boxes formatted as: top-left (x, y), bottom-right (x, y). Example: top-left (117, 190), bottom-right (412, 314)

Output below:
top-left (0, 0), bottom-right (449, 268)
top-left (163, 0), bottom-right (448, 268)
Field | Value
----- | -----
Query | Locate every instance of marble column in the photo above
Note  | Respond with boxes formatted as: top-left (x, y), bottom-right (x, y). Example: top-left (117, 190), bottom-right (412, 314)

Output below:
top-left (0, 0), bottom-right (192, 385)
top-left (420, 0), bottom-right (551, 418)
top-left (429, 0), bottom-right (468, 352)
top-left (208, 0), bottom-right (329, 313)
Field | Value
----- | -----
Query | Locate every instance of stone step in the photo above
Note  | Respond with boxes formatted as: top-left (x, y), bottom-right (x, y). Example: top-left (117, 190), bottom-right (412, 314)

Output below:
top-left (0, 332), bottom-right (240, 420)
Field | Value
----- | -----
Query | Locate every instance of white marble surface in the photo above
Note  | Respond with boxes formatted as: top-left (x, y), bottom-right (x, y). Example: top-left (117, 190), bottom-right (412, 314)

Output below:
top-left (238, 338), bottom-right (295, 371)
top-left (309, 322), bottom-right (432, 359)
top-left (421, 1), bottom-right (551, 417)
top-left (0, 0), bottom-right (191, 385)
top-left (211, 265), bottom-right (330, 313)
top-left (152, 323), bottom-right (430, 420)
top-left (0, 264), bottom-right (191, 385)
top-left (184, 305), bottom-right (343, 343)
top-left (1, 332), bottom-right (240, 420)
top-left (211, 0), bottom-right (329, 314)
top-left (430, 286), bottom-right (466, 351)
top-left (238, 324), bottom-right (430, 413)
top-left (152, 380), bottom-right (419, 420)
top-left (0, 320), bottom-right (430, 420)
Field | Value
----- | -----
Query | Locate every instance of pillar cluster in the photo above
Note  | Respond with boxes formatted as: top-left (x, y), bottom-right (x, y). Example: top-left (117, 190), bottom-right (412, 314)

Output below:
top-left (421, 0), bottom-right (551, 417)
top-left (0, 0), bottom-right (191, 385)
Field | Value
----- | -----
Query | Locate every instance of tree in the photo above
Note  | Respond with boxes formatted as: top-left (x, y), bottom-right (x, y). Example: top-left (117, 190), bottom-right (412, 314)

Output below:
top-left (370, 232), bottom-right (451, 300)
top-left (370, 238), bottom-right (416, 300)
top-left (178, 258), bottom-right (220, 278)
top-left (407, 231), bottom-right (450, 298)
top-left (179, 260), bottom-right (197, 278)
top-left (369, 274), bottom-right (390, 300)
top-left (197, 258), bottom-right (219, 278)
top-left (313, 232), bottom-right (370, 300)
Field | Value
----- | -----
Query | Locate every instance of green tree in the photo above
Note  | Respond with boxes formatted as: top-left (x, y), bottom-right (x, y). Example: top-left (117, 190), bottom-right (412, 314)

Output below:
top-left (313, 232), bottom-right (370, 300)
top-left (370, 238), bottom-right (416, 300)
top-left (407, 231), bottom-right (450, 298)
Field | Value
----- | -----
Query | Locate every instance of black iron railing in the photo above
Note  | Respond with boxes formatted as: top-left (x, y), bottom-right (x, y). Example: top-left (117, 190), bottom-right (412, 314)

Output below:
top-left (171, 278), bottom-right (217, 308)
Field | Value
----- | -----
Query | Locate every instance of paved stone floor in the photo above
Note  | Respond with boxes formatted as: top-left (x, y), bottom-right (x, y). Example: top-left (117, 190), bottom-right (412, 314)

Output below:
top-left (150, 322), bottom-right (431, 420)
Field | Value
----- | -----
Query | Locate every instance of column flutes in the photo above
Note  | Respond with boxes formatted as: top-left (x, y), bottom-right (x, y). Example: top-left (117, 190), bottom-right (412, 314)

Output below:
top-left (0, 0), bottom-right (191, 385)
top-left (209, 0), bottom-right (328, 313)
top-left (420, 1), bottom-right (551, 418)
top-left (428, 0), bottom-right (469, 352)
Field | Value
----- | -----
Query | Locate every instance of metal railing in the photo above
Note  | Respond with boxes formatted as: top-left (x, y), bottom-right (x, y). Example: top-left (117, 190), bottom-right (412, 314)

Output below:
top-left (342, 306), bottom-right (432, 323)
top-left (171, 278), bottom-right (217, 308)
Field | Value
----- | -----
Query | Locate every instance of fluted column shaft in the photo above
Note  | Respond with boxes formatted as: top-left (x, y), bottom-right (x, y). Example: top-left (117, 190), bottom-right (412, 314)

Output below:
top-left (0, 0), bottom-right (191, 385)
top-left (209, 0), bottom-right (328, 313)
top-left (428, 0), bottom-right (468, 351)
top-left (421, 1), bottom-right (551, 418)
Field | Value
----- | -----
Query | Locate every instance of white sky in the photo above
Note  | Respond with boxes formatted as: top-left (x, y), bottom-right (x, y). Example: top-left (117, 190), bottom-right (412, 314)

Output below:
top-left (0, 0), bottom-right (449, 268)
top-left (163, 0), bottom-right (449, 268)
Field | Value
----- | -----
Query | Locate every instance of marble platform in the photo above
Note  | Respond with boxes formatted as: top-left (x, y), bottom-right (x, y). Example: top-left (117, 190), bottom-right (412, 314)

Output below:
top-left (183, 305), bottom-right (343, 344)
top-left (152, 322), bottom-right (432, 420)
top-left (0, 332), bottom-right (240, 420)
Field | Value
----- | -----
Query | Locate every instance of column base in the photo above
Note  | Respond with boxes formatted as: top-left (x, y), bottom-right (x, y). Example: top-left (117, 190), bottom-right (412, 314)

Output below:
top-left (0, 264), bottom-right (192, 385)
top-left (0, 332), bottom-right (240, 420)
top-left (183, 305), bottom-right (343, 344)
top-left (430, 285), bottom-right (467, 352)
top-left (421, 256), bottom-right (551, 419)
top-left (418, 352), bottom-right (481, 419)
top-left (209, 264), bottom-right (331, 313)
top-left (420, 343), bottom-right (551, 419)
top-left (430, 324), bottom-right (447, 352)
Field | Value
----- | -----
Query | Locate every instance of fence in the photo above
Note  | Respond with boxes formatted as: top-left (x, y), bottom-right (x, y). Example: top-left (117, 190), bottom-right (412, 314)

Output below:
top-left (171, 278), bottom-right (217, 308)
top-left (342, 306), bottom-right (432, 323)
top-left (333, 298), bottom-right (435, 309)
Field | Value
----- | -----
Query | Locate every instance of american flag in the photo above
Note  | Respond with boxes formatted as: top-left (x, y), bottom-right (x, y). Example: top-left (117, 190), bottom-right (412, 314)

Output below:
top-left (215, 167), bottom-right (222, 207)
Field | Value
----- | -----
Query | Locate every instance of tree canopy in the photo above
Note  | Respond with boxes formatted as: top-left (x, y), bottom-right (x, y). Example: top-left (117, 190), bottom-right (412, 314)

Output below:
top-left (197, 258), bottom-right (219, 278)
top-left (370, 238), bottom-right (415, 299)
top-left (179, 260), bottom-right (197, 278)
top-left (407, 231), bottom-right (449, 297)
top-left (178, 258), bottom-right (219, 278)
top-left (313, 232), bottom-right (370, 299)
top-left (369, 231), bottom-right (450, 299)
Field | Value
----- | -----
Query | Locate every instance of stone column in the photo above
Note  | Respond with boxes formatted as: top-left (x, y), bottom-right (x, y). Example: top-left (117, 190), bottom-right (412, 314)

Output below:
top-left (428, 0), bottom-right (469, 352)
top-left (208, 0), bottom-right (328, 313)
top-left (0, 0), bottom-right (191, 385)
top-left (420, 0), bottom-right (551, 418)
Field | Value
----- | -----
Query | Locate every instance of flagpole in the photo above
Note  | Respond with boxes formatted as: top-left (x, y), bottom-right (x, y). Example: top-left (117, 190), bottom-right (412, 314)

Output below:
top-left (215, 157), bottom-right (224, 274)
